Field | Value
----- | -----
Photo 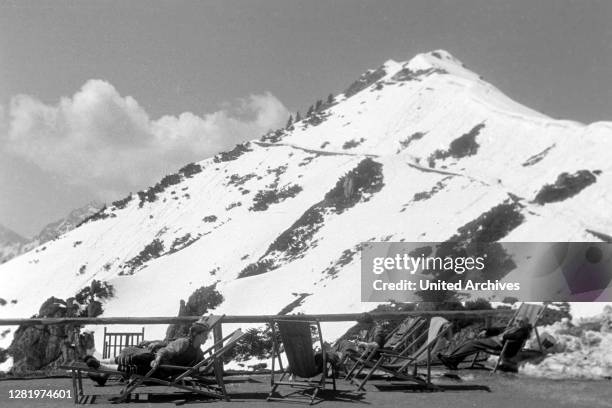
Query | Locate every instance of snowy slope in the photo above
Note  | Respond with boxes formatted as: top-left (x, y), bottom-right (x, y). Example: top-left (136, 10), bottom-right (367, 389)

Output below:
top-left (1, 50), bottom-right (611, 361)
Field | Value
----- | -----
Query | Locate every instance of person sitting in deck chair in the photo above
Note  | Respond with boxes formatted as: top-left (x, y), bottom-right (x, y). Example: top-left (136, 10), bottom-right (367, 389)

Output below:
top-left (84, 322), bottom-right (211, 384)
top-left (437, 316), bottom-right (532, 370)
top-left (325, 313), bottom-right (389, 372)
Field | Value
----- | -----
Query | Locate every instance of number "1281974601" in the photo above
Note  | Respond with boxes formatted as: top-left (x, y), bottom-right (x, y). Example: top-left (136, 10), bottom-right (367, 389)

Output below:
top-left (9, 389), bottom-right (71, 399)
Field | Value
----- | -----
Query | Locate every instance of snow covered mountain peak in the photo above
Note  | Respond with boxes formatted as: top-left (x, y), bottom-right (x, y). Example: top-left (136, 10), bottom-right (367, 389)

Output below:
top-left (362, 50), bottom-right (469, 82)
top-left (404, 49), bottom-right (468, 74)
top-left (1, 51), bottom-right (611, 363)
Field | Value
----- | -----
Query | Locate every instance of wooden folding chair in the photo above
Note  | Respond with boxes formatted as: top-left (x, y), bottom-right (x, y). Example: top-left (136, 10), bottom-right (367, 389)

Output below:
top-left (344, 316), bottom-right (427, 380)
top-left (62, 315), bottom-right (236, 404)
top-left (349, 316), bottom-right (451, 391)
top-left (267, 319), bottom-right (336, 405)
top-left (112, 328), bottom-right (245, 403)
top-left (492, 303), bottom-right (547, 373)
top-left (468, 303), bottom-right (547, 372)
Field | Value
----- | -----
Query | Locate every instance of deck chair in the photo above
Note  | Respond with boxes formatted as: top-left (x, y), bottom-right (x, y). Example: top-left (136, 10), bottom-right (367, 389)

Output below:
top-left (338, 316), bottom-right (419, 370)
top-left (110, 315), bottom-right (226, 383)
top-left (64, 328), bottom-right (245, 404)
top-left (344, 316), bottom-right (427, 380)
top-left (469, 303), bottom-right (547, 373)
top-left (112, 328), bottom-right (246, 402)
top-left (349, 316), bottom-right (451, 391)
top-left (268, 319), bottom-right (336, 405)
top-left (62, 315), bottom-right (238, 404)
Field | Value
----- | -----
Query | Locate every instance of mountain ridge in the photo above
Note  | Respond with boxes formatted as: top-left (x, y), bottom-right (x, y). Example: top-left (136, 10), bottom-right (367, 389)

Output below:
top-left (0, 225), bottom-right (26, 246)
top-left (1, 50), bottom-right (611, 370)
top-left (0, 201), bottom-right (104, 264)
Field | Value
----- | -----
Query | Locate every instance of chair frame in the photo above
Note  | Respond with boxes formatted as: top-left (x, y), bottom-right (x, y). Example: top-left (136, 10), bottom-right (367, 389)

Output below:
top-left (343, 316), bottom-right (427, 381)
top-left (267, 319), bottom-right (336, 405)
top-left (62, 315), bottom-right (242, 404)
top-left (468, 303), bottom-right (548, 373)
top-left (338, 318), bottom-right (415, 372)
top-left (348, 317), bottom-right (451, 391)
top-left (112, 329), bottom-right (246, 402)
top-left (102, 327), bottom-right (145, 359)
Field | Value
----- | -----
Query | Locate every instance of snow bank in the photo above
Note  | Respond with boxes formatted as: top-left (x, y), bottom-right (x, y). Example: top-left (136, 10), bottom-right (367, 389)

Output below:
top-left (523, 306), bottom-right (612, 379)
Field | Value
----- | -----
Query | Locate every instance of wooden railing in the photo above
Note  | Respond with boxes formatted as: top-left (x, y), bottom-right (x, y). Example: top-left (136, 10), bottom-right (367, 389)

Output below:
top-left (0, 310), bottom-right (514, 374)
top-left (0, 309), bottom-right (513, 327)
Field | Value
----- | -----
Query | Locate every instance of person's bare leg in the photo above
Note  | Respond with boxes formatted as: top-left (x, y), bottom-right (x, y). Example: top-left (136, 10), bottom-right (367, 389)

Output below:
top-left (84, 356), bottom-right (119, 371)
top-left (99, 358), bottom-right (119, 370)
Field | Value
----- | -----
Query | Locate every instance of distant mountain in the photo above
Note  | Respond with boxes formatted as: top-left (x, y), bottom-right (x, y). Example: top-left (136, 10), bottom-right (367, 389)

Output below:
top-left (0, 225), bottom-right (27, 263)
top-left (0, 224), bottom-right (26, 246)
top-left (33, 201), bottom-right (105, 245)
top-left (1, 50), bottom-right (611, 363)
top-left (0, 201), bottom-right (104, 264)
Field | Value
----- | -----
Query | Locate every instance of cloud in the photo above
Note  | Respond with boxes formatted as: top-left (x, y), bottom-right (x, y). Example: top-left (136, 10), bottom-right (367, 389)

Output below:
top-left (1, 80), bottom-right (289, 200)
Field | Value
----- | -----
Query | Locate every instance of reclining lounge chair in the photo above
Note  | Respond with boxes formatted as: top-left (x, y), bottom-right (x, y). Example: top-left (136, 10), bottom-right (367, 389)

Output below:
top-left (62, 315), bottom-right (245, 404)
top-left (267, 319), bottom-right (336, 405)
top-left (469, 303), bottom-right (547, 373)
top-left (343, 316), bottom-right (427, 380)
top-left (347, 316), bottom-right (451, 391)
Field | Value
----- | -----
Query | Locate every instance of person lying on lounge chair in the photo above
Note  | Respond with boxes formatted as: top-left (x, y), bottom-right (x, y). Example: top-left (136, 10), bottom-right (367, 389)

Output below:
top-left (437, 317), bottom-right (532, 370)
top-left (84, 322), bottom-right (211, 384)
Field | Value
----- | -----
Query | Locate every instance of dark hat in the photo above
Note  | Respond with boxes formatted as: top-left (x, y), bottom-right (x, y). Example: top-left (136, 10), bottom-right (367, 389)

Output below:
top-left (189, 322), bottom-right (209, 337)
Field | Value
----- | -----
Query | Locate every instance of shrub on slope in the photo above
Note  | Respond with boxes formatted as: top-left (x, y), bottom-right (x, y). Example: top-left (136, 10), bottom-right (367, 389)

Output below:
top-left (415, 201), bottom-right (525, 303)
top-left (165, 283), bottom-right (224, 340)
top-left (249, 184), bottom-right (303, 212)
top-left (428, 123), bottom-right (485, 167)
top-left (533, 170), bottom-right (598, 205)
top-left (344, 66), bottom-right (387, 98)
top-left (238, 158), bottom-right (384, 278)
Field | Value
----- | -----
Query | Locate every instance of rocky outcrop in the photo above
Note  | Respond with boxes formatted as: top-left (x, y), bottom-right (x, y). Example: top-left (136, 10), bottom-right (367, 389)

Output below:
top-left (7, 297), bottom-right (92, 374)
top-left (5, 280), bottom-right (112, 374)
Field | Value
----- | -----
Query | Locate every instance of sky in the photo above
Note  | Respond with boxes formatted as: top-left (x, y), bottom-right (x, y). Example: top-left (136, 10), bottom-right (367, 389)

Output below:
top-left (1, 0), bottom-right (611, 237)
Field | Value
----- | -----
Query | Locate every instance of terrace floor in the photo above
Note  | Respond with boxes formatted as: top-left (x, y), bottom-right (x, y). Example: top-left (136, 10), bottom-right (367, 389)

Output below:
top-left (1, 370), bottom-right (611, 408)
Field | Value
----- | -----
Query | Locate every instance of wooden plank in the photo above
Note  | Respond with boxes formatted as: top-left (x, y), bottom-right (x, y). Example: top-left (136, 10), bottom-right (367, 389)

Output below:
top-left (103, 327), bottom-right (108, 359)
top-left (0, 310), bottom-right (513, 326)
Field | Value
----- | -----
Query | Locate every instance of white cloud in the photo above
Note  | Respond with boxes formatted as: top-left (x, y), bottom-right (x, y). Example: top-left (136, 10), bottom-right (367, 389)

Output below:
top-left (1, 80), bottom-right (289, 200)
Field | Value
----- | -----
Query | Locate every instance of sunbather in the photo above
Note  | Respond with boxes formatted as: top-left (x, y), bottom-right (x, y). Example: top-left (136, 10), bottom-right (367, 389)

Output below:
top-left (437, 317), bottom-right (532, 370)
top-left (325, 313), bottom-right (388, 372)
top-left (84, 322), bottom-right (211, 384)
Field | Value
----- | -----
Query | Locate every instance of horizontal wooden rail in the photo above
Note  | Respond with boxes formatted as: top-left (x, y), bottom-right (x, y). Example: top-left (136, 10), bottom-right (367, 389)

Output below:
top-left (0, 309), bottom-right (513, 327)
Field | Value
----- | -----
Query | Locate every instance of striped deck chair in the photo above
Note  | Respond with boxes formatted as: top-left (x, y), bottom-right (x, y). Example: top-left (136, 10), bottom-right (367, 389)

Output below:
top-left (268, 319), bottom-right (336, 405)
top-left (344, 316), bottom-right (427, 380)
top-left (350, 316), bottom-right (451, 391)
top-left (469, 303), bottom-right (547, 373)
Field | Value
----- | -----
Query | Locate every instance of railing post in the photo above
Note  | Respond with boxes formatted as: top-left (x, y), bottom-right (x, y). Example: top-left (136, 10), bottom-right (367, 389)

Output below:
top-left (102, 327), bottom-right (107, 359)
top-left (213, 320), bottom-right (224, 376)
